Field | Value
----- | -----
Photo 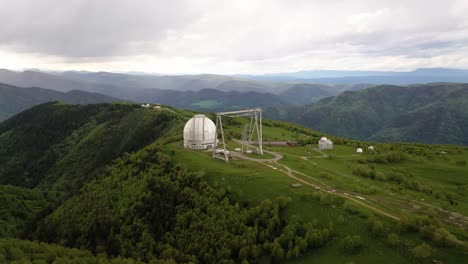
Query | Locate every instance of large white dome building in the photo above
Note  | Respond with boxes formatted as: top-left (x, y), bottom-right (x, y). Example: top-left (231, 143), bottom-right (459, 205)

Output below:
top-left (183, 114), bottom-right (217, 150)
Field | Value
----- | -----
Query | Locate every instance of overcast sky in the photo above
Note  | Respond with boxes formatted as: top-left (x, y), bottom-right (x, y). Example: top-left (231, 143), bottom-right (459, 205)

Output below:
top-left (1, 0), bottom-right (468, 74)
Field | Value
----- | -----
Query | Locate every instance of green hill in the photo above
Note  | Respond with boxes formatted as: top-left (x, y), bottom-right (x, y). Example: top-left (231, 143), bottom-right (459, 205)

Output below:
top-left (278, 83), bottom-right (337, 105)
top-left (280, 83), bottom-right (468, 145)
top-left (0, 102), bottom-right (184, 194)
top-left (125, 88), bottom-right (288, 112)
top-left (0, 102), bottom-right (467, 263)
top-left (0, 83), bottom-right (120, 121)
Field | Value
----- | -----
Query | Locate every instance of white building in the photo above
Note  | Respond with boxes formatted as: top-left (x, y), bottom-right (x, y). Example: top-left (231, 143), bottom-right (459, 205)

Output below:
top-left (183, 114), bottom-right (217, 150)
top-left (318, 137), bottom-right (333, 150)
top-left (356, 148), bottom-right (363, 154)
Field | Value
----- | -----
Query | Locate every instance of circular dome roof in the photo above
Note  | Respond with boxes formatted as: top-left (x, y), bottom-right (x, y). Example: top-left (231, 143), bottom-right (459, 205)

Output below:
top-left (356, 148), bottom-right (363, 153)
top-left (320, 137), bottom-right (328, 141)
top-left (368, 146), bottom-right (374, 150)
top-left (183, 114), bottom-right (216, 144)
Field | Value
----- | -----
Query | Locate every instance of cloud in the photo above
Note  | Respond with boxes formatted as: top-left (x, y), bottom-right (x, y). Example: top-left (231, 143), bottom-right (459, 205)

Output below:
top-left (1, 0), bottom-right (468, 73)
top-left (0, 0), bottom-right (199, 57)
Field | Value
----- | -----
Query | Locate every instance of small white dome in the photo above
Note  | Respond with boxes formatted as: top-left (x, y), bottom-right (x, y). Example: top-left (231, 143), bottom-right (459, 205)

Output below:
top-left (368, 146), bottom-right (374, 150)
top-left (183, 114), bottom-right (216, 150)
top-left (320, 137), bottom-right (328, 141)
top-left (356, 148), bottom-right (363, 153)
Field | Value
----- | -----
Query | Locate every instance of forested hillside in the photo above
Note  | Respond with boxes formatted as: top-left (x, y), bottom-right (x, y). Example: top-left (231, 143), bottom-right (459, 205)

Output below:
top-left (0, 102), bottom-right (183, 194)
top-left (0, 83), bottom-right (120, 121)
top-left (280, 83), bottom-right (468, 145)
top-left (1, 102), bottom-right (467, 263)
top-left (0, 103), bottom-right (330, 263)
top-left (120, 88), bottom-right (288, 112)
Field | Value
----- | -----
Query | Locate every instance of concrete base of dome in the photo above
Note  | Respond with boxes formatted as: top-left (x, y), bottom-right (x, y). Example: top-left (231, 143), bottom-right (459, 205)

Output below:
top-left (184, 140), bottom-right (216, 150)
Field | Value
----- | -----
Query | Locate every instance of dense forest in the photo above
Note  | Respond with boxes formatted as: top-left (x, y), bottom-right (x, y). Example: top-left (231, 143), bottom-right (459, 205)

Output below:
top-left (0, 82), bottom-right (118, 121)
top-left (1, 102), bottom-right (467, 263)
top-left (0, 103), bottom-right (331, 263)
top-left (272, 83), bottom-right (468, 145)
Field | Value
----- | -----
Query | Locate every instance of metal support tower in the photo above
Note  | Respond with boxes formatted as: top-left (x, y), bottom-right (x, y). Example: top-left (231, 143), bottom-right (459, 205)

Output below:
top-left (213, 108), bottom-right (263, 162)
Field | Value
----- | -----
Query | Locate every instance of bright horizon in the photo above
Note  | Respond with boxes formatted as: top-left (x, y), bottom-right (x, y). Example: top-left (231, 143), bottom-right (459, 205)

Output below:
top-left (1, 0), bottom-right (468, 74)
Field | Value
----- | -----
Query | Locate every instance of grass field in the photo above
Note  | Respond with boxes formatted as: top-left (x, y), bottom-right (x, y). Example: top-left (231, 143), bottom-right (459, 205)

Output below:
top-left (164, 128), bottom-right (468, 263)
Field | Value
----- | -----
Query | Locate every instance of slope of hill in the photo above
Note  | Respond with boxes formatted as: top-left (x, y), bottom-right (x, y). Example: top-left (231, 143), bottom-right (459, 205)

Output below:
top-left (0, 102), bottom-right (185, 193)
top-left (0, 102), bottom-right (467, 263)
top-left (0, 83), bottom-right (120, 121)
top-left (0, 103), bottom-right (329, 262)
top-left (278, 83), bottom-right (338, 105)
top-left (127, 88), bottom-right (288, 111)
top-left (281, 83), bottom-right (468, 145)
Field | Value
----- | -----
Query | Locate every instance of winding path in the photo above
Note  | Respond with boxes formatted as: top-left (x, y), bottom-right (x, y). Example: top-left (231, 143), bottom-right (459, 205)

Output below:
top-left (232, 140), bottom-right (401, 221)
top-left (224, 141), bottom-right (467, 228)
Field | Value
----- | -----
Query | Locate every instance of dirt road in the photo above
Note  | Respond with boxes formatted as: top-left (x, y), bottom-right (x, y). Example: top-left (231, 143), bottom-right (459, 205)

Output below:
top-left (231, 140), bottom-right (401, 221)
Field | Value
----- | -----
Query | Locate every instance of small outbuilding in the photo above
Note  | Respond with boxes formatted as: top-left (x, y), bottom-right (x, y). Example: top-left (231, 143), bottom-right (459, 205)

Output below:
top-left (368, 146), bottom-right (374, 151)
top-left (356, 148), bottom-right (363, 154)
top-left (318, 137), bottom-right (333, 150)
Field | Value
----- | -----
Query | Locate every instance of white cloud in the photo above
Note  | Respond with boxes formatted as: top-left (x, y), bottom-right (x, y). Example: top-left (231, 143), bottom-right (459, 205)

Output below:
top-left (1, 0), bottom-right (468, 73)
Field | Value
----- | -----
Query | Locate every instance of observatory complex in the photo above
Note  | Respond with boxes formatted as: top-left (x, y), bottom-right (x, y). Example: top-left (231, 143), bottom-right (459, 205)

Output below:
top-left (183, 114), bottom-right (217, 150)
top-left (183, 109), bottom-right (263, 163)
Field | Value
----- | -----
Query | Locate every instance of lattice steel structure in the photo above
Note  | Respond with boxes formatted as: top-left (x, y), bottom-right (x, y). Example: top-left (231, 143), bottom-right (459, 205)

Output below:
top-left (213, 108), bottom-right (263, 162)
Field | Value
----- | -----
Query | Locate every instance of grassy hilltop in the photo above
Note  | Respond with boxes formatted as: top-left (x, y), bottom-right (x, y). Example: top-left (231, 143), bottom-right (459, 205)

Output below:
top-left (0, 102), bottom-right (467, 263)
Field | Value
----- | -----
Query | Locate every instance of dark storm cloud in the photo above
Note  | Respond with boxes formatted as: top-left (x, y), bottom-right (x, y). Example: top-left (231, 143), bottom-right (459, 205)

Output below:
top-left (0, 0), bottom-right (199, 57)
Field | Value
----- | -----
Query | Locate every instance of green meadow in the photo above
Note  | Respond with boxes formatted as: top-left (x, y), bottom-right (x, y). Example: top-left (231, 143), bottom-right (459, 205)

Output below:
top-left (164, 117), bottom-right (468, 263)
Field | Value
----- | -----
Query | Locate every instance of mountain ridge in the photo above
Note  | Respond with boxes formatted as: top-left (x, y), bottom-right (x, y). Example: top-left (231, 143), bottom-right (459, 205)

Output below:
top-left (0, 83), bottom-right (120, 121)
top-left (279, 83), bottom-right (468, 145)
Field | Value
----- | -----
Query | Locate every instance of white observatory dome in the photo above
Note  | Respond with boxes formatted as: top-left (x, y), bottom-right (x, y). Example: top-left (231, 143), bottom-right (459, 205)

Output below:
top-left (183, 114), bottom-right (217, 150)
top-left (356, 148), bottom-right (363, 153)
top-left (368, 146), bottom-right (374, 151)
top-left (318, 136), bottom-right (333, 150)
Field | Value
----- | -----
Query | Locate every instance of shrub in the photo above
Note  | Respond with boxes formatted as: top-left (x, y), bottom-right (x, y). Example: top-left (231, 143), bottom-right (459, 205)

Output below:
top-left (319, 172), bottom-right (331, 179)
top-left (343, 201), bottom-right (361, 215)
top-left (374, 172), bottom-right (387, 181)
top-left (411, 243), bottom-right (432, 258)
top-left (340, 235), bottom-right (363, 254)
top-left (386, 233), bottom-right (399, 248)
top-left (367, 151), bottom-right (407, 164)
top-left (351, 165), bottom-right (374, 179)
top-left (367, 218), bottom-right (385, 238)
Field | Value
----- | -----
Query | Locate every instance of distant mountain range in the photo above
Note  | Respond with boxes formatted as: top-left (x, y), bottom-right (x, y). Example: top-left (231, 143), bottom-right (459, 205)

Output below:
top-left (240, 68), bottom-right (468, 84)
top-left (0, 82), bottom-right (288, 118)
top-left (0, 69), bottom-right (279, 93)
top-left (0, 69), bottom-right (372, 112)
top-left (3, 68), bottom-right (468, 145)
top-left (276, 83), bottom-right (468, 145)
top-left (0, 83), bottom-right (119, 121)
